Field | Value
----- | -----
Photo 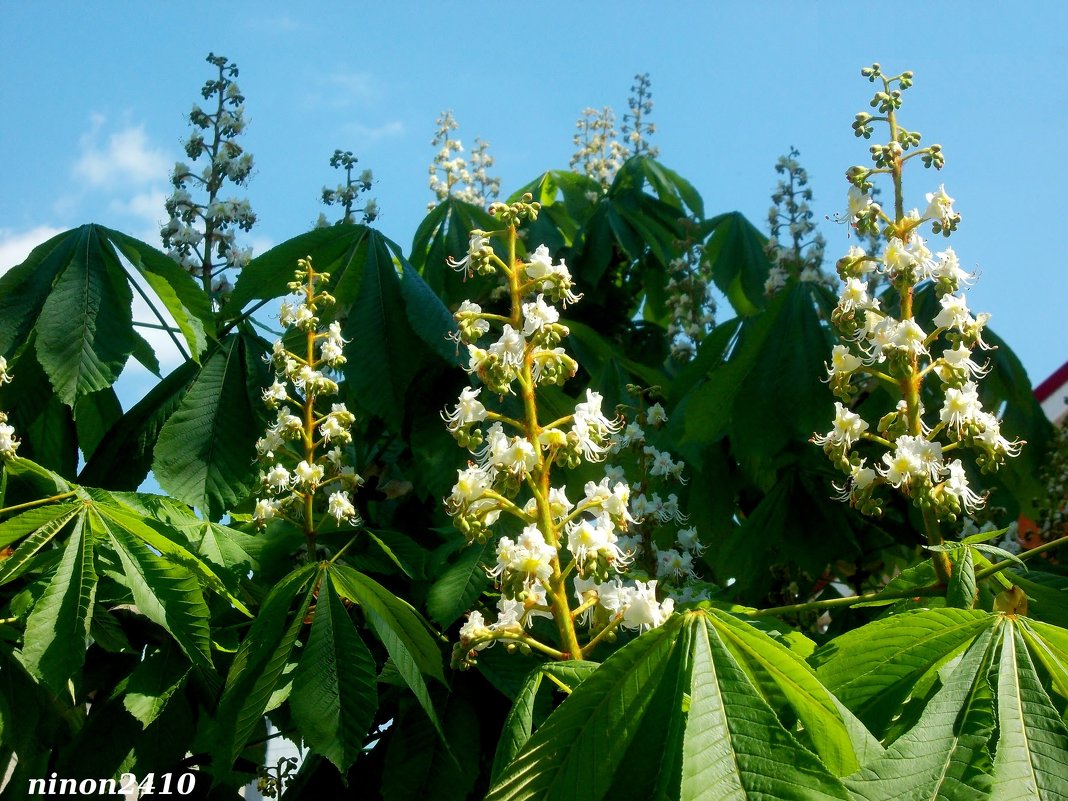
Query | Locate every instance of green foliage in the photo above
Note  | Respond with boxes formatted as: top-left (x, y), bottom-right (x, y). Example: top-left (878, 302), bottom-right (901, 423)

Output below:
top-left (0, 62), bottom-right (1064, 801)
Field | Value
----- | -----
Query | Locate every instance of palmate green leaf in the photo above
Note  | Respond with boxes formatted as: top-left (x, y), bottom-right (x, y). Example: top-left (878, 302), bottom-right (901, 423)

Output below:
top-left (90, 494), bottom-right (252, 616)
top-left (490, 661), bottom-right (600, 784)
top-left (845, 626), bottom-right (998, 801)
top-left (93, 509), bottom-right (213, 674)
top-left (730, 282), bottom-right (834, 459)
top-left (78, 358), bottom-right (199, 490)
top-left (426, 538), bottom-right (493, 628)
top-left (153, 332), bottom-right (266, 519)
top-left (487, 610), bottom-right (851, 801)
top-left (991, 622), bottom-right (1068, 800)
top-left (341, 232), bottom-right (437, 428)
top-left (1, 348), bottom-right (79, 476)
top-left (224, 224), bottom-right (371, 312)
top-left (73, 387), bottom-right (122, 462)
top-left (123, 643), bottom-right (191, 728)
top-left (812, 608), bottom-right (992, 738)
top-left (410, 197), bottom-right (500, 305)
top-left (289, 576), bottom-right (377, 774)
top-left (17, 516), bottom-right (96, 692)
top-left (700, 211), bottom-right (772, 316)
top-left (1020, 619), bottom-right (1068, 704)
top-left (0, 503), bottom-right (80, 585)
top-left (216, 563), bottom-right (317, 764)
top-left (103, 227), bottom-right (211, 361)
top-left (681, 617), bottom-right (851, 801)
top-left (709, 607), bottom-right (881, 775)
top-left (330, 565), bottom-right (444, 736)
top-left (34, 227), bottom-right (135, 406)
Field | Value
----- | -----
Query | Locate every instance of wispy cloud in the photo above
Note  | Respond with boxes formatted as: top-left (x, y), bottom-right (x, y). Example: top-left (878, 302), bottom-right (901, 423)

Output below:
top-left (73, 115), bottom-right (170, 189)
top-left (342, 120), bottom-right (406, 145)
top-left (0, 225), bottom-right (66, 274)
top-left (302, 70), bottom-right (381, 110)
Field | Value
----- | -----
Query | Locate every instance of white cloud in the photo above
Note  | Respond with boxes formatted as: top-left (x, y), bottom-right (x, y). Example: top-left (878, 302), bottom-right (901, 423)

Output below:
top-left (0, 225), bottom-right (67, 274)
top-left (73, 117), bottom-right (170, 189)
top-left (303, 71), bottom-right (380, 110)
top-left (342, 120), bottom-right (406, 145)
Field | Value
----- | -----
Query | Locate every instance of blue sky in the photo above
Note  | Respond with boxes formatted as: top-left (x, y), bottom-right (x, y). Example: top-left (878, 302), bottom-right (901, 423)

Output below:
top-left (2, 2), bottom-right (1065, 388)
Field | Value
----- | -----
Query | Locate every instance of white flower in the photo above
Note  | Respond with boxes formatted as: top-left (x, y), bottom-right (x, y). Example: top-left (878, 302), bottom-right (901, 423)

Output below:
top-left (265, 464), bottom-right (291, 492)
top-left (676, 526), bottom-right (705, 555)
top-left (930, 247), bottom-right (973, 289)
top-left (923, 185), bottom-right (957, 225)
top-left (941, 459), bottom-right (984, 513)
top-left (327, 491), bottom-right (359, 524)
top-left (262, 381), bottom-right (288, 407)
top-left (656, 548), bottom-right (696, 581)
top-left (621, 580), bottom-right (674, 630)
top-left (826, 344), bottom-right (863, 378)
top-left (940, 382), bottom-right (983, 435)
top-left (847, 185), bottom-right (876, 223)
top-left (521, 294), bottom-right (561, 337)
top-left (646, 403), bottom-right (668, 426)
top-left (0, 423), bottom-right (20, 459)
top-left (933, 294), bottom-right (973, 332)
top-left (442, 386), bottom-right (488, 432)
top-left (489, 325), bottom-right (526, 368)
top-left (814, 402), bottom-right (869, 449)
top-left (838, 278), bottom-right (878, 314)
top-left (293, 460), bottom-right (325, 488)
top-left (319, 415), bottom-right (350, 443)
top-left (254, 498), bottom-right (280, 521)
top-left (458, 611), bottom-right (493, 650)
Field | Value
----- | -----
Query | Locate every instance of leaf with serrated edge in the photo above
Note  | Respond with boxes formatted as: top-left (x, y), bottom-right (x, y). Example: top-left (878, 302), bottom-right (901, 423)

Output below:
top-left (0, 504), bottom-right (80, 584)
top-left (289, 577), bottom-right (377, 773)
top-left (97, 511), bottom-right (213, 673)
top-left (845, 625), bottom-right (998, 801)
top-left (123, 644), bottom-right (190, 728)
top-left (17, 516), bottom-right (96, 691)
top-left (812, 608), bottom-right (991, 737)
top-left (991, 620), bottom-right (1068, 800)
top-left (330, 566), bottom-right (444, 738)
top-left (683, 614), bottom-right (851, 801)
top-left (216, 564), bottom-right (316, 763)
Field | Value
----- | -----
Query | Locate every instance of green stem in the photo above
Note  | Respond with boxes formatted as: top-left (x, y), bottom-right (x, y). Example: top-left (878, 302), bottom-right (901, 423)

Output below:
top-left (743, 583), bottom-right (943, 619)
top-left (0, 491), bottom-right (77, 517)
top-left (974, 533), bottom-right (1068, 581)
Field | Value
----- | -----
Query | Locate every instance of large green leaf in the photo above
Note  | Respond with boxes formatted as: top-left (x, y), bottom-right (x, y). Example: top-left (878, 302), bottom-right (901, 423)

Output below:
top-left (812, 608), bottom-right (992, 738)
top-left (0, 502), bottom-right (80, 585)
top-left (341, 233), bottom-right (423, 427)
top-left (330, 565), bottom-right (444, 735)
top-left (123, 643), bottom-right (191, 728)
top-left (17, 516), bottom-right (96, 691)
top-left (103, 227), bottom-right (211, 361)
top-left (426, 538), bottom-right (494, 628)
top-left (844, 626), bottom-right (998, 801)
top-left (700, 212), bottom-right (773, 316)
top-left (289, 576), bottom-right (378, 773)
top-left (32, 227), bottom-right (132, 404)
top-left (990, 622), bottom-right (1068, 800)
top-left (216, 563), bottom-right (317, 764)
top-left (487, 610), bottom-right (851, 801)
top-left (490, 661), bottom-right (600, 784)
top-left (153, 332), bottom-right (266, 519)
top-left (78, 357), bottom-right (199, 490)
top-left (94, 509), bottom-right (213, 673)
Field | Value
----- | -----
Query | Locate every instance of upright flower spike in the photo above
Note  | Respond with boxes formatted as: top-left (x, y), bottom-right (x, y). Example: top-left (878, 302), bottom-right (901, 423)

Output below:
top-left (817, 65), bottom-right (1022, 581)
top-left (764, 147), bottom-right (831, 295)
top-left (253, 257), bottom-right (364, 556)
top-left (427, 111), bottom-right (499, 211)
top-left (665, 219), bottom-right (716, 361)
top-left (318, 149), bottom-right (378, 226)
top-left (161, 53), bottom-right (257, 303)
top-left (0, 357), bottom-right (20, 461)
top-left (444, 195), bottom-right (675, 667)
top-left (570, 106), bottom-right (628, 192)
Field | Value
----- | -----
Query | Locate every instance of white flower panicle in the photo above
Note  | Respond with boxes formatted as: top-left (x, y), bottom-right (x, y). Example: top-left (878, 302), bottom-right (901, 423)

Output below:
top-left (817, 65), bottom-right (1021, 526)
top-left (665, 220), bottom-right (716, 361)
top-left (764, 148), bottom-right (831, 296)
top-left (570, 106), bottom-right (629, 191)
top-left (0, 357), bottom-right (20, 460)
top-left (447, 197), bottom-right (677, 666)
top-left (427, 111), bottom-right (500, 211)
top-left (253, 258), bottom-right (363, 539)
top-left (319, 149), bottom-right (378, 225)
top-left (161, 53), bottom-right (256, 300)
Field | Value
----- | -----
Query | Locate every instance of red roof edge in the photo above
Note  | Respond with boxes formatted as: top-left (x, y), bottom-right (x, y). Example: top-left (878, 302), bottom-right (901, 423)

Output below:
top-left (1035, 360), bottom-right (1068, 402)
